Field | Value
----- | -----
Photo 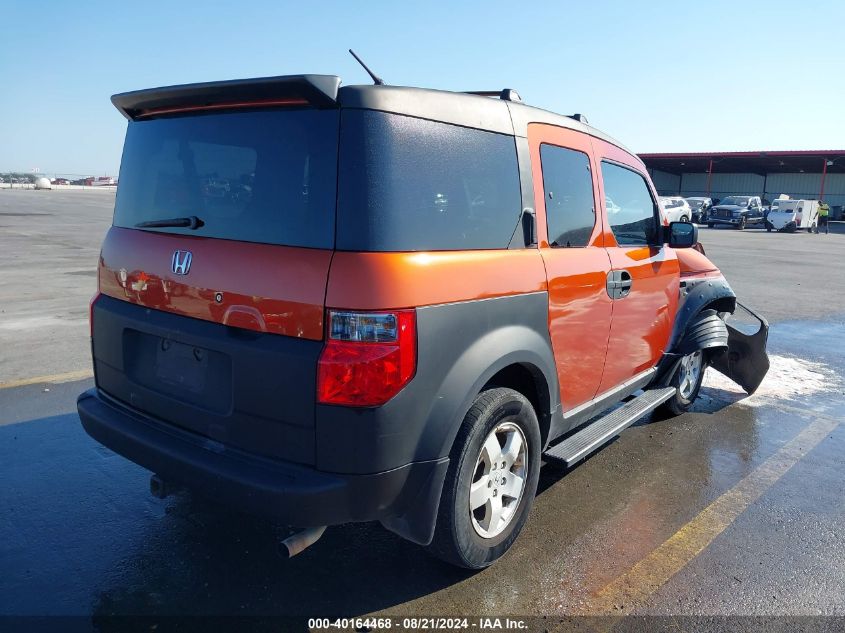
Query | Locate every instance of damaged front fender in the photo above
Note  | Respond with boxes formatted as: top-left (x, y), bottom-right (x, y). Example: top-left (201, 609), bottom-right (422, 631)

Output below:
top-left (710, 302), bottom-right (770, 394)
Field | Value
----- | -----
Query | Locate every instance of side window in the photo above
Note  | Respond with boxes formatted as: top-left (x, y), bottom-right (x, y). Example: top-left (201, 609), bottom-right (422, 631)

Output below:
top-left (539, 144), bottom-right (596, 247)
top-left (337, 110), bottom-right (523, 251)
top-left (601, 161), bottom-right (659, 246)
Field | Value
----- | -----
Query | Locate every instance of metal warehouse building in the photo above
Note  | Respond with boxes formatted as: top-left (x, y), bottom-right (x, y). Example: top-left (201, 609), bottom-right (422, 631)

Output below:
top-left (640, 150), bottom-right (845, 216)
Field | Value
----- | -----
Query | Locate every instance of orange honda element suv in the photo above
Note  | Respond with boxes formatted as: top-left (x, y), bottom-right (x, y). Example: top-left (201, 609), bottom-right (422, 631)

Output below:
top-left (78, 75), bottom-right (769, 568)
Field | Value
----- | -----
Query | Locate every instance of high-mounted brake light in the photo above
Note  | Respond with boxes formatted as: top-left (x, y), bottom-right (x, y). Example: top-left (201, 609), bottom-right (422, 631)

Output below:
top-left (317, 310), bottom-right (416, 407)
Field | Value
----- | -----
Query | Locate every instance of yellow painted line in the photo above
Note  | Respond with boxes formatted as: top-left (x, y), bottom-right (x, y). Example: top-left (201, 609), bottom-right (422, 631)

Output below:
top-left (584, 413), bottom-right (840, 615)
top-left (0, 369), bottom-right (94, 390)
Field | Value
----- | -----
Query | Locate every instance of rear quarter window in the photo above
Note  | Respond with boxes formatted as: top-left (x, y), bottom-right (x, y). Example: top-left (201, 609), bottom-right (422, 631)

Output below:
top-left (113, 109), bottom-right (339, 249)
top-left (336, 110), bottom-right (522, 251)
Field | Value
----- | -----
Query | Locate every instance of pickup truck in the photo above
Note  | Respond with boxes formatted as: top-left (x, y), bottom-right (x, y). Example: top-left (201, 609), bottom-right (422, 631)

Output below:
top-left (707, 195), bottom-right (765, 229)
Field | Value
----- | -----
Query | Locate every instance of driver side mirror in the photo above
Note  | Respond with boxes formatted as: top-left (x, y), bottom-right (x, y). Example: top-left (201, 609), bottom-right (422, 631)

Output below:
top-left (667, 221), bottom-right (698, 248)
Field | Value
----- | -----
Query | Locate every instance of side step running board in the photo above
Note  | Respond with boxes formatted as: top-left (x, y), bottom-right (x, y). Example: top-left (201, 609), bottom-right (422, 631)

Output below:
top-left (543, 387), bottom-right (676, 468)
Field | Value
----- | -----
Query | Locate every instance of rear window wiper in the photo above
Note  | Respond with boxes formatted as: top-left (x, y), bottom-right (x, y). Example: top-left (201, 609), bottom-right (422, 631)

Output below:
top-left (135, 215), bottom-right (204, 230)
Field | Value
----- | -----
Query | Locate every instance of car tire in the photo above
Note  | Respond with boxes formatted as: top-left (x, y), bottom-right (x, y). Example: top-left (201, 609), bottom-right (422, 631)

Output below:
top-left (680, 215), bottom-right (689, 223)
top-left (737, 217), bottom-right (746, 230)
top-left (659, 348), bottom-right (709, 416)
top-left (426, 387), bottom-right (541, 569)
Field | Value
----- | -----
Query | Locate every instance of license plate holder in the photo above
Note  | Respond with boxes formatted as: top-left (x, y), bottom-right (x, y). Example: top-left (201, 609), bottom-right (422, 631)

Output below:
top-left (155, 339), bottom-right (209, 392)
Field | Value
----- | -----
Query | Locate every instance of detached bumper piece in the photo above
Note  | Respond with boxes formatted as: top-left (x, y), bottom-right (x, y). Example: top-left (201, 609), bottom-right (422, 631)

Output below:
top-left (77, 388), bottom-right (445, 533)
top-left (710, 302), bottom-right (770, 394)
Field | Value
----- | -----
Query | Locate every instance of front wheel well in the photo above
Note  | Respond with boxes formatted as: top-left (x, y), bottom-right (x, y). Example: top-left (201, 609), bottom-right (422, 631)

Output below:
top-left (482, 363), bottom-right (551, 447)
top-left (703, 296), bottom-right (736, 315)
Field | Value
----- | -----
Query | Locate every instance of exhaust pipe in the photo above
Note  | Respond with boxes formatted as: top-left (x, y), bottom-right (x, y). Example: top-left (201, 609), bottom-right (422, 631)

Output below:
top-left (280, 526), bottom-right (327, 558)
top-left (149, 474), bottom-right (171, 499)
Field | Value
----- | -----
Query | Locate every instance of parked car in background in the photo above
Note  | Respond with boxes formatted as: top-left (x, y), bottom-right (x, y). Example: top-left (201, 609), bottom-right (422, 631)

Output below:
top-left (658, 196), bottom-right (692, 223)
top-left (685, 197), bottom-right (712, 223)
top-left (708, 195), bottom-right (764, 229)
top-left (766, 199), bottom-right (819, 232)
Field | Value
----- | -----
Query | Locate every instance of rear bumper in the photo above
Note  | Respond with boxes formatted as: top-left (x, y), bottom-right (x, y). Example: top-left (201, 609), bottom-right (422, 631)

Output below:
top-left (77, 388), bottom-right (448, 541)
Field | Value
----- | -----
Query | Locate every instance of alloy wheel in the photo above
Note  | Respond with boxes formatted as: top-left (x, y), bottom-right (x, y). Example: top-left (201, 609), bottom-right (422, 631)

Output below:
top-left (469, 421), bottom-right (528, 539)
top-left (678, 350), bottom-right (703, 400)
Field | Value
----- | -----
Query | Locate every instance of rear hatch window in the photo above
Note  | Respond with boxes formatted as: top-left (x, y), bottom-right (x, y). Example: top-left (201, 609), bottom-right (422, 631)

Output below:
top-left (114, 109), bottom-right (339, 248)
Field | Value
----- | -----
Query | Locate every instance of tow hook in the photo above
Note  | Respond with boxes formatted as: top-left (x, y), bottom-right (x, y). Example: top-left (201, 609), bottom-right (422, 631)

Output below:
top-left (149, 474), bottom-right (172, 499)
top-left (279, 526), bottom-right (327, 558)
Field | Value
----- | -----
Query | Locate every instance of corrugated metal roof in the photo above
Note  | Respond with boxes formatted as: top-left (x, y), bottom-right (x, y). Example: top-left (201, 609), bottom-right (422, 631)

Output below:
top-left (640, 150), bottom-right (845, 175)
top-left (641, 150), bottom-right (845, 158)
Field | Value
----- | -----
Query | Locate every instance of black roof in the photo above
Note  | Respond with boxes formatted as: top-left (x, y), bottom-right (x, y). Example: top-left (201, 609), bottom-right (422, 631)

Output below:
top-left (111, 73), bottom-right (634, 157)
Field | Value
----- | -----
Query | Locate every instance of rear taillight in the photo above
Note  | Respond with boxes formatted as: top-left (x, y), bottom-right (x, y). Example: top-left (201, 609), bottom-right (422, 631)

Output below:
top-left (317, 310), bottom-right (416, 407)
top-left (88, 292), bottom-right (101, 337)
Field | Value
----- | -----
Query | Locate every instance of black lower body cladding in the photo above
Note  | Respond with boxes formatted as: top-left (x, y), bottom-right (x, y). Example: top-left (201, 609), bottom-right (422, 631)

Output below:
top-left (315, 292), bottom-right (560, 473)
top-left (77, 388), bottom-right (448, 534)
top-left (79, 292), bottom-right (558, 545)
top-left (90, 295), bottom-right (322, 465)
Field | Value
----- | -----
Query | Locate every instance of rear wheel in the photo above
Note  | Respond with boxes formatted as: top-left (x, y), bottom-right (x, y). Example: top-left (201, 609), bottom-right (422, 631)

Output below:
top-left (659, 349), bottom-right (707, 416)
top-left (426, 388), bottom-right (541, 569)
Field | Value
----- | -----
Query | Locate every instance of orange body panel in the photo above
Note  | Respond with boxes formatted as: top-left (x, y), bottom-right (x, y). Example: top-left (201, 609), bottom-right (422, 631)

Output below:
top-left (99, 227), bottom-right (331, 340)
top-left (676, 247), bottom-right (720, 277)
top-left (598, 246), bottom-right (679, 390)
top-left (591, 138), bottom-right (679, 392)
top-left (325, 249), bottom-right (547, 310)
top-left (527, 124), bottom-right (613, 409)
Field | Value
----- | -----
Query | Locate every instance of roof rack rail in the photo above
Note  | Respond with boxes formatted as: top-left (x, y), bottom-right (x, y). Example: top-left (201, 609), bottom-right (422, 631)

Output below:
top-left (465, 89), bottom-right (523, 103)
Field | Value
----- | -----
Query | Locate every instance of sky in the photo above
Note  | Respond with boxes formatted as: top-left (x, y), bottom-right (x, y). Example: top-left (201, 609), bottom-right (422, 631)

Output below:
top-left (1, 0), bottom-right (843, 176)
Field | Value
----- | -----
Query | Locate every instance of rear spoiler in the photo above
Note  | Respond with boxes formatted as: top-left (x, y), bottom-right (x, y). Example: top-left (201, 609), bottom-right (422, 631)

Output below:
top-left (111, 74), bottom-right (341, 120)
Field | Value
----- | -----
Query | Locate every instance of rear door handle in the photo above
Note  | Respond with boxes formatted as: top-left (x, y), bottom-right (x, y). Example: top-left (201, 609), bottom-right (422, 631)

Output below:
top-left (606, 270), bottom-right (633, 299)
top-left (618, 270), bottom-right (632, 297)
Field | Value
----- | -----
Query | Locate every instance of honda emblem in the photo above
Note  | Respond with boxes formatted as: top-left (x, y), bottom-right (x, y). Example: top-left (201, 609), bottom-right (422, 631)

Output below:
top-left (171, 250), bottom-right (192, 275)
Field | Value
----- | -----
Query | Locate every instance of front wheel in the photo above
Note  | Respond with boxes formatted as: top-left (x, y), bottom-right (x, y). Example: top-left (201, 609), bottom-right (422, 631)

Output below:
top-left (426, 388), bottom-right (541, 569)
top-left (659, 349), bottom-right (708, 416)
top-left (737, 217), bottom-right (746, 230)
top-left (680, 215), bottom-right (689, 223)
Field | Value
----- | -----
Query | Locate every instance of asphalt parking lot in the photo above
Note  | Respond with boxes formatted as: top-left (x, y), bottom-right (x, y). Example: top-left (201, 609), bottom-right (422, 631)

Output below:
top-left (1, 190), bottom-right (844, 629)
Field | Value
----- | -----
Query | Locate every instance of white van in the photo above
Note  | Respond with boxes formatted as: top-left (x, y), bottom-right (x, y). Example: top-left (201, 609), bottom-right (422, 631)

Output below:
top-left (766, 199), bottom-right (820, 232)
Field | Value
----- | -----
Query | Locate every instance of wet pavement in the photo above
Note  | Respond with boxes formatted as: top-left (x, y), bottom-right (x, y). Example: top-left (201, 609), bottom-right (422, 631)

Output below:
top-left (1, 190), bottom-right (844, 629)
